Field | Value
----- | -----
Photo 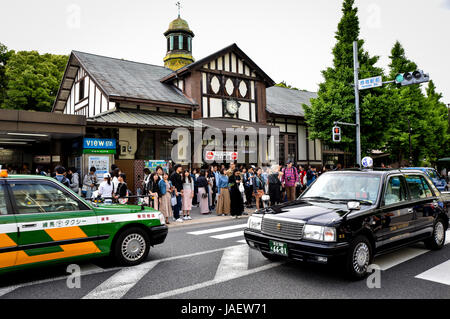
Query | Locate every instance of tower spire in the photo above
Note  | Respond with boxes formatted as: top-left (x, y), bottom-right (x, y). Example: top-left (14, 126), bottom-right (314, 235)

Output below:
top-left (176, 1), bottom-right (181, 17)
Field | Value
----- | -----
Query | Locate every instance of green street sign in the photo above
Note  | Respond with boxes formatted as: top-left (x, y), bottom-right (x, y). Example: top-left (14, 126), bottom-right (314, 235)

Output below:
top-left (83, 149), bottom-right (116, 154)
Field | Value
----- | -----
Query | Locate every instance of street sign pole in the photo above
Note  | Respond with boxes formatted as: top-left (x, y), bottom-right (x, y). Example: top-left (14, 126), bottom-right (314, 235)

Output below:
top-left (353, 41), bottom-right (361, 167)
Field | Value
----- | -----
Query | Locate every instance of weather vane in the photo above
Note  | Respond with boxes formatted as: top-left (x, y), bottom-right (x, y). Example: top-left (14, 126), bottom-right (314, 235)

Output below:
top-left (176, 1), bottom-right (182, 17)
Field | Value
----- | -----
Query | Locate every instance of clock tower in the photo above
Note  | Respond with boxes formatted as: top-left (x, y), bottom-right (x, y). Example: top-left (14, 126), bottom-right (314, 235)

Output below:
top-left (163, 13), bottom-right (195, 71)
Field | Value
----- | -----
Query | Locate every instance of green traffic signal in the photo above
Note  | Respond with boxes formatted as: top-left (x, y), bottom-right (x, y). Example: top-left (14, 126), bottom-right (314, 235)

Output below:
top-left (395, 74), bottom-right (404, 84)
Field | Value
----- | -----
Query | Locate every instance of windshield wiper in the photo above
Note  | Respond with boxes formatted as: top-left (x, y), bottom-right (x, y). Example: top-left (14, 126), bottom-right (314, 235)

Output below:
top-left (302, 196), bottom-right (331, 202)
top-left (331, 199), bottom-right (373, 205)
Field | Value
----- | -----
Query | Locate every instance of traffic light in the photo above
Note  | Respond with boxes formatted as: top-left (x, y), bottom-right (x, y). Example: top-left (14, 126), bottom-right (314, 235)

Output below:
top-left (332, 126), bottom-right (341, 143)
top-left (395, 70), bottom-right (429, 86)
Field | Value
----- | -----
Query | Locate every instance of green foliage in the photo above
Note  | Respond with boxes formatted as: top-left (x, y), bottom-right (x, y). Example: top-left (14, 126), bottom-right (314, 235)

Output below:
top-left (275, 81), bottom-right (299, 90)
top-left (303, 0), bottom-right (391, 161)
top-left (386, 41), bottom-right (449, 165)
top-left (1, 49), bottom-right (68, 112)
top-left (0, 43), bottom-right (14, 107)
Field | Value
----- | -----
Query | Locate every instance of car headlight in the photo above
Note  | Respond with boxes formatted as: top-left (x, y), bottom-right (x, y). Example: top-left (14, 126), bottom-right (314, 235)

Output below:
top-left (247, 215), bottom-right (262, 231)
top-left (159, 212), bottom-right (166, 225)
top-left (303, 225), bottom-right (336, 242)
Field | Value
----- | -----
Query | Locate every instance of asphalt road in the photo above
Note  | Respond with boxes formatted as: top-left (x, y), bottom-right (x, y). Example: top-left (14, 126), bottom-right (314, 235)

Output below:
top-left (0, 217), bottom-right (449, 299)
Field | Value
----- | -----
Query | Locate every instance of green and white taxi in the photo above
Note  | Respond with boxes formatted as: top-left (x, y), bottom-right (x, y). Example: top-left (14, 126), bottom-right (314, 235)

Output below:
top-left (0, 170), bottom-right (168, 273)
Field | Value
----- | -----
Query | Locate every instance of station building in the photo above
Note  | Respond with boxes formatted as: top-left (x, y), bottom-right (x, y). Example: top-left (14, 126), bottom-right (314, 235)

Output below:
top-left (0, 14), bottom-right (324, 191)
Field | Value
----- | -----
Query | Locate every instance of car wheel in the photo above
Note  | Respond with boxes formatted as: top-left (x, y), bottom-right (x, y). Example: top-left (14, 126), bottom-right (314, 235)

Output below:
top-left (345, 235), bottom-right (373, 280)
top-left (424, 218), bottom-right (446, 250)
top-left (261, 251), bottom-right (283, 262)
top-left (113, 227), bottom-right (150, 266)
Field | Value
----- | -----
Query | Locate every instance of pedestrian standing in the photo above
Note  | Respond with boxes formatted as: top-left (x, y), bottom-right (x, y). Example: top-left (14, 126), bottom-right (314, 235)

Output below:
top-left (98, 173), bottom-right (114, 204)
top-left (229, 169), bottom-right (244, 218)
top-left (148, 173), bottom-right (161, 210)
top-left (111, 168), bottom-right (120, 195)
top-left (182, 169), bottom-right (194, 220)
top-left (215, 168), bottom-right (230, 216)
top-left (54, 166), bottom-right (71, 188)
top-left (170, 164), bottom-right (184, 222)
top-left (253, 168), bottom-right (265, 210)
top-left (244, 166), bottom-right (255, 208)
top-left (82, 167), bottom-right (98, 199)
top-left (191, 168), bottom-right (199, 207)
top-left (282, 161), bottom-right (299, 202)
top-left (158, 172), bottom-right (173, 224)
top-left (68, 167), bottom-right (80, 194)
top-left (268, 165), bottom-right (282, 206)
top-left (197, 170), bottom-right (210, 215)
top-left (114, 173), bottom-right (129, 204)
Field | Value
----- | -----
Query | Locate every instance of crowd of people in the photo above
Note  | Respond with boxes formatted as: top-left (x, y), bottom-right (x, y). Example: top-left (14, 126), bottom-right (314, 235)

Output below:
top-left (136, 161), bottom-right (330, 224)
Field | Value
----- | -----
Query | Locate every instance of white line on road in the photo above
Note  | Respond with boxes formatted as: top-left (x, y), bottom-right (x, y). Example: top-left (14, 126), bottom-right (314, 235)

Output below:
top-left (187, 223), bottom-right (247, 236)
top-left (210, 231), bottom-right (244, 240)
top-left (83, 261), bottom-right (159, 299)
top-left (445, 230), bottom-right (450, 246)
top-left (0, 263), bottom-right (119, 298)
top-left (214, 245), bottom-right (249, 281)
top-left (415, 260), bottom-right (450, 286)
top-left (142, 262), bottom-right (283, 299)
top-left (374, 247), bottom-right (429, 271)
top-left (236, 240), bottom-right (247, 244)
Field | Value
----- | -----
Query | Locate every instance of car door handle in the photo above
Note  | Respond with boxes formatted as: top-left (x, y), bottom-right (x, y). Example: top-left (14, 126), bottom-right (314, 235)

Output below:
top-left (22, 223), bottom-right (37, 228)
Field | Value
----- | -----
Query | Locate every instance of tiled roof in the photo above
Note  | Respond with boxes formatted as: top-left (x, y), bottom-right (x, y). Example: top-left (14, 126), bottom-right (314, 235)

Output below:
top-left (266, 86), bottom-right (317, 117)
top-left (73, 51), bottom-right (196, 106)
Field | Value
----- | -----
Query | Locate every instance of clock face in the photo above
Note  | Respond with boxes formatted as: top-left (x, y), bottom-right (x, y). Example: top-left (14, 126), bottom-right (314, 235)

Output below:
top-left (226, 100), bottom-right (239, 115)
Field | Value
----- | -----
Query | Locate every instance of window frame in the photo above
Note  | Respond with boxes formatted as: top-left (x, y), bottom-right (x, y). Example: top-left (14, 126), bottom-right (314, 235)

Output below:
top-left (0, 180), bottom-right (13, 215)
top-left (5, 179), bottom-right (92, 215)
top-left (404, 174), bottom-right (436, 201)
top-left (380, 174), bottom-right (409, 207)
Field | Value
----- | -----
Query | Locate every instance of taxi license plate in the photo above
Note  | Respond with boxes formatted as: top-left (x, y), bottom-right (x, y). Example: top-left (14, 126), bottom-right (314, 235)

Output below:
top-left (269, 240), bottom-right (288, 256)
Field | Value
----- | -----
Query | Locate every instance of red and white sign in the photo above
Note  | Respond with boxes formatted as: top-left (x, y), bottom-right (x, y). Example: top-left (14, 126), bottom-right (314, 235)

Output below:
top-left (204, 151), bottom-right (239, 161)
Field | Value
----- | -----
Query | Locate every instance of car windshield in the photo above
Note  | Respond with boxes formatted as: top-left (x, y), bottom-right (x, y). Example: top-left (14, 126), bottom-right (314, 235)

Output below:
top-left (301, 173), bottom-right (381, 204)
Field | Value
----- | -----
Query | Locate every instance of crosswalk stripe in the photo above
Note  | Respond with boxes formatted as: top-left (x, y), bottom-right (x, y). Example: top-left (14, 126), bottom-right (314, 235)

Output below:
top-left (374, 247), bottom-right (429, 271)
top-left (187, 223), bottom-right (247, 236)
top-left (210, 231), bottom-right (244, 240)
top-left (415, 260), bottom-right (450, 286)
top-left (214, 245), bottom-right (249, 281)
top-left (445, 230), bottom-right (450, 246)
top-left (236, 239), bottom-right (247, 244)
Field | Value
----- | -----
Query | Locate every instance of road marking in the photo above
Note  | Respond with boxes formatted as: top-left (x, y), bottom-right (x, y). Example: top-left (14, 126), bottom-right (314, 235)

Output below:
top-left (210, 231), bottom-right (244, 240)
top-left (214, 245), bottom-right (249, 281)
top-left (415, 260), bottom-right (450, 286)
top-left (141, 245), bottom-right (286, 299)
top-left (187, 223), bottom-right (247, 236)
top-left (374, 247), bottom-right (429, 271)
top-left (236, 239), bottom-right (247, 244)
top-left (83, 261), bottom-right (159, 299)
top-left (0, 263), bottom-right (118, 297)
top-left (445, 230), bottom-right (450, 246)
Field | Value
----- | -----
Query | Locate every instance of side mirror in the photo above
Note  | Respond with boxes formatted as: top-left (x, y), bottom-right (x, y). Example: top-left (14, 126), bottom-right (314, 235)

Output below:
top-left (347, 201), bottom-right (361, 211)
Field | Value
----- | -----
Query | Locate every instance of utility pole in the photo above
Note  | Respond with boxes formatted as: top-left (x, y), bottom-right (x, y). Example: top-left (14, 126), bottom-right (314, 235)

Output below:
top-left (353, 41), bottom-right (361, 167)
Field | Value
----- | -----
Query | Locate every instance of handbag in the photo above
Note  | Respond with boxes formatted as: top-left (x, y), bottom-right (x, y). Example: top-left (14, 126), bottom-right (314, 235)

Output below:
top-left (171, 195), bottom-right (177, 206)
top-left (262, 194), bottom-right (270, 201)
top-left (239, 182), bottom-right (245, 193)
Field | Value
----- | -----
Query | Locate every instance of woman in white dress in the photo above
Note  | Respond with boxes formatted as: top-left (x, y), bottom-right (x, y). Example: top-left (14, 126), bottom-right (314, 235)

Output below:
top-left (98, 173), bottom-right (114, 204)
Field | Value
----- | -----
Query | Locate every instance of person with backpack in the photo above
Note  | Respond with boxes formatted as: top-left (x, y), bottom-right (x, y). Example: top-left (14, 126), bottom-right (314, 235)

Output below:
top-left (82, 167), bottom-right (98, 199)
top-left (54, 166), bottom-right (71, 188)
top-left (281, 161), bottom-right (299, 202)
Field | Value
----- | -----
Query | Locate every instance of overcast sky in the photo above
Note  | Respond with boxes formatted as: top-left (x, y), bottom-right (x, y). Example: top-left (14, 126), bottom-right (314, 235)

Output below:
top-left (1, 0), bottom-right (450, 104)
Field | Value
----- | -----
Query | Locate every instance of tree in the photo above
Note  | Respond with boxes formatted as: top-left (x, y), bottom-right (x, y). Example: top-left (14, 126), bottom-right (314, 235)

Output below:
top-left (303, 0), bottom-right (391, 164)
top-left (275, 81), bottom-right (299, 90)
top-left (386, 41), bottom-right (448, 165)
top-left (2, 50), bottom-right (68, 112)
top-left (0, 43), bottom-right (14, 107)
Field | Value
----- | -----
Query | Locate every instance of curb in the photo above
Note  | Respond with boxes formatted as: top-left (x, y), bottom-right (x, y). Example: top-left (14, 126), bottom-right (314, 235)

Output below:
top-left (166, 213), bottom-right (252, 228)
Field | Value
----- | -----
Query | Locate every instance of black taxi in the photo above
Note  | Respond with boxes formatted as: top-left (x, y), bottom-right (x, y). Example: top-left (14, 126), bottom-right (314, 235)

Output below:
top-left (244, 169), bottom-right (450, 279)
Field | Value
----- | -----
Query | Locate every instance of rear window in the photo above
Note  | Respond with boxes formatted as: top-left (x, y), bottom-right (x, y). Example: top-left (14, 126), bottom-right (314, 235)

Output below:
top-left (426, 169), bottom-right (438, 179)
top-left (405, 175), bottom-right (434, 199)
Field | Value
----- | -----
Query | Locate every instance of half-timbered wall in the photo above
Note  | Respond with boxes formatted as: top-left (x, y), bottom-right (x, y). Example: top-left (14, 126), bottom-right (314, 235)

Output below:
top-left (199, 52), bottom-right (258, 122)
top-left (63, 66), bottom-right (111, 118)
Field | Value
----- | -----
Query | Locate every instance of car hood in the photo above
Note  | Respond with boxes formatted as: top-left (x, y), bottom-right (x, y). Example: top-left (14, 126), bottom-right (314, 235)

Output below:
top-left (262, 200), bottom-right (370, 225)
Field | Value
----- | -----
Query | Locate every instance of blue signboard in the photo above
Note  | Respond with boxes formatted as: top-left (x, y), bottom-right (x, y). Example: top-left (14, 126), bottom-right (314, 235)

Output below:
top-left (358, 76), bottom-right (382, 90)
top-left (83, 138), bottom-right (116, 150)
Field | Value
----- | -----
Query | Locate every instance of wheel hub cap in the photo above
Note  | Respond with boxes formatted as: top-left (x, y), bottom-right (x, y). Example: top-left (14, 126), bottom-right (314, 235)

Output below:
top-left (122, 234), bottom-right (146, 261)
top-left (353, 243), bottom-right (369, 273)
top-left (435, 222), bottom-right (444, 244)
